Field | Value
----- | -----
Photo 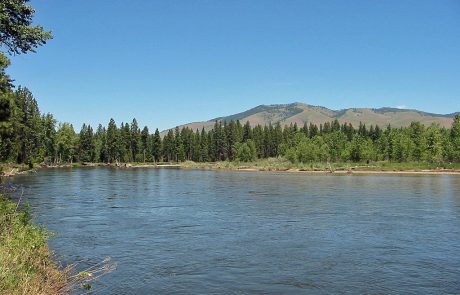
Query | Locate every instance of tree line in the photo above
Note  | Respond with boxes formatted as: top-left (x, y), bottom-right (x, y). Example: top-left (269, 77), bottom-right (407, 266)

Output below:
top-left (1, 1), bottom-right (460, 166)
top-left (1, 90), bottom-right (459, 165)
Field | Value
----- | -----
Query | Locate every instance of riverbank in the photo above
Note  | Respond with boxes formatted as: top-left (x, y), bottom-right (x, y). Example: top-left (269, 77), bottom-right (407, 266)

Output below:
top-left (0, 191), bottom-right (116, 294)
top-left (179, 160), bottom-right (460, 175)
top-left (0, 163), bottom-right (35, 177)
top-left (34, 159), bottom-right (460, 175)
top-left (0, 194), bottom-right (68, 294)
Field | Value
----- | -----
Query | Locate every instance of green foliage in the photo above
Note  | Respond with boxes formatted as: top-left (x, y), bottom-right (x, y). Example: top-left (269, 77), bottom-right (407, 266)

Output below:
top-left (0, 194), bottom-right (67, 294)
top-left (55, 123), bottom-right (77, 163)
top-left (152, 128), bottom-right (162, 162)
top-left (78, 124), bottom-right (95, 162)
top-left (0, 0), bottom-right (52, 55)
top-left (0, 0), bottom-right (53, 165)
top-left (233, 140), bottom-right (257, 162)
top-left (451, 115), bottom-right (460, 161)
top-left (106, 119), bottom-right (119, 163)
top-left (3, 112), bottom-right (460, 165)
top-left (425, 124), bottom-right (443, 163)
top-left (353, 136), bottom-right (374, 162)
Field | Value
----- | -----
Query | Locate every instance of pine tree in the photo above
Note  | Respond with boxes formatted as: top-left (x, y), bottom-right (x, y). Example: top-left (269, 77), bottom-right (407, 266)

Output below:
top-left (200, 128), bottom-right (209, 162)
top-left (242, 121), bottom-right (252, 142)
top-left (252, 125), bottom-right (264, 158)
top-left (211, 121), bottom-right (225, 161)
top-left (106, 118), bottom-right (119, 163)
top-left (273, 123), bottom-right (283, 156)
top-left (78, 124), bottom-right (95, 162)
top-left (130, 118), bottom-right (141, 162)
top-left (152, 128), bottom-right (162, 162)
top-left (12, 87), bottom-right (42, 163)
top-left (309, 123), bottom-right (318, 138)
top-left (162, 129), bottom-right (174, 162)
top-left (40, 113), bottom-right (56, 163)
top-left (95, 124), bottom-right (107, 163)
top-left (140, 126), bottom-right (149, 162)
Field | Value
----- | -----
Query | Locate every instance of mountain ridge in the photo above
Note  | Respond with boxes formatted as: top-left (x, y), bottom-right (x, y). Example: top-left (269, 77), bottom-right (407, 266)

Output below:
top-left (163, 102), bottom-right (459, 134)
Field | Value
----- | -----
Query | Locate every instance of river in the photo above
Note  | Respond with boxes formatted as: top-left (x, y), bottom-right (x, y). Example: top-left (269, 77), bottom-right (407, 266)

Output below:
top-left (7, 167), bottom-right (460, 294)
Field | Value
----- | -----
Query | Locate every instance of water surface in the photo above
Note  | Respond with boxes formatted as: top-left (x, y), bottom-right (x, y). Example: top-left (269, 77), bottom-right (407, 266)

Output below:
top-left (7, 168), bottom-right (460, 294)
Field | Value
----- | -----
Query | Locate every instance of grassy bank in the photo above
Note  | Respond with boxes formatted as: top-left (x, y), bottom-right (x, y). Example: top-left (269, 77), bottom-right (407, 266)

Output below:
top-left (0, 194), bottom-right (68, 295)
top-left (34, 158), bottom-right (460, 174)
top-left (177, 158), bottom-right (460, 174)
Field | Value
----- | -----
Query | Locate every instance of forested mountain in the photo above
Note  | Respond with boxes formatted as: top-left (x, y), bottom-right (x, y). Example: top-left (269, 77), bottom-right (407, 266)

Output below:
top-left (169, 102), bottom-right (458, 134)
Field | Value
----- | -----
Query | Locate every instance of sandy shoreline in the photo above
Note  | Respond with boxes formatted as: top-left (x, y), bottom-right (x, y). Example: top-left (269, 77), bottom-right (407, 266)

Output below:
top-left (38, 163), bottom-right (460, 176)
top-left (3, 162), bottom-right (460, 177)
top-left (205, 167), bottom-right (460, 175)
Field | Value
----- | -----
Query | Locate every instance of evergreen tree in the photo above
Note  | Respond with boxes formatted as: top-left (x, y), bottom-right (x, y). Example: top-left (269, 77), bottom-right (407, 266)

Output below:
top-left (211, 121), bottom-right (225, 161)
top-left (130, 118), bottom-right (141, 162)
top-left (309, 123), bottom-right (318, 138)
top-left (12, 87), bottom-right (42, 163)
top-left (200, 128), bottom-right (209, 162)
top-left (152, 128), bottom-right (162, 162)
top-left (140, 126), bottom-right (150, 162)
top-left (163, 129), bottom-right (174, 162)
top-left (242, 121), bottom-right (252, 142)
top-left (95, 124), bottom-right (107, 163)
top-left (301, 122), bottom-right (309, 136)
top-left (106, 118), bottom-right (119, 163)
top-left (40, 113), bottom-right (56, 163)
top-left (78, 124), bottom-right (95, 162)
top-left (451, 115), bottom-right (460, 162)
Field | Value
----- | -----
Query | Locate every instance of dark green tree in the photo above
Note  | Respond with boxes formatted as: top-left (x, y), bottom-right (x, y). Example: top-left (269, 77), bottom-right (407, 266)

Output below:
top-left (106, 118), bottom-right (119, 163)
top-left (130, 118), bottom-right (141, 161)
top-left (140, 126), bottom-right (150, 162)
top-left (152, 128), bottom-right (162, 162)
top-left (0, 0), bottom-right (52, 55)
top-left (78, 124), bottom-right (95, 162)
top-left (451, 115), bottom-right (460, 162)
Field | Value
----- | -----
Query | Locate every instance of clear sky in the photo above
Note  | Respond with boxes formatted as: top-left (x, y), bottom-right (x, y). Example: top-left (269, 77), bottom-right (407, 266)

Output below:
top-left (7, 0), bottom-right (460, 131)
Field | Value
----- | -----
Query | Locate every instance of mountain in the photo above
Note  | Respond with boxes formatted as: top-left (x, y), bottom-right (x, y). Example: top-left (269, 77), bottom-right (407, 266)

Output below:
top-left (164, 102), bottom-right (459, 133)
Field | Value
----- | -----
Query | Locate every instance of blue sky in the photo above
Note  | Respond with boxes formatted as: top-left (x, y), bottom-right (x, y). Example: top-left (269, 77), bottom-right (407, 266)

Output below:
top-left (7, 0), bottom-right (460, 131)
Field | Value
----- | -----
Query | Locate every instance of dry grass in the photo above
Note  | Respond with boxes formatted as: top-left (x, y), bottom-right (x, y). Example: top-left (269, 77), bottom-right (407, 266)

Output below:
top-left (0, 194), bottom-right (68, 294)
top-left (0, 192), bottom-right (116, 295)
top-left (177, 158), bottom-right (460, 173)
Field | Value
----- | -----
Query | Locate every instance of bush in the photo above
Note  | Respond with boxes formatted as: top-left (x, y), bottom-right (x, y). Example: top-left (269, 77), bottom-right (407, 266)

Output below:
top-left (233, 140), bottom-right (257, 162)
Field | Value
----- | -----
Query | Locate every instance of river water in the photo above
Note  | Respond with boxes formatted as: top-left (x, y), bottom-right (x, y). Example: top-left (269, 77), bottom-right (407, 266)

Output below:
top-left (6, 167), bottom-right (460, 294)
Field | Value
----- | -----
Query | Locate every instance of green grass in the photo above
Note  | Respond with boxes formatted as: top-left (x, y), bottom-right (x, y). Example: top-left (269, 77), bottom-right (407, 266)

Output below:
top-left (175, 158), bottom-right (460, 172)
top-left (0, 194), bottom-right (68, 295)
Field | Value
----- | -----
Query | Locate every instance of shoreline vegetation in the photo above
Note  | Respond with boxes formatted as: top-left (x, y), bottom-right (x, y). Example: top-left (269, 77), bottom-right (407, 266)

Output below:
top-left (0, 191), bottom-right (116, 295)
top-left (0, 193), bottom-right (68, 294)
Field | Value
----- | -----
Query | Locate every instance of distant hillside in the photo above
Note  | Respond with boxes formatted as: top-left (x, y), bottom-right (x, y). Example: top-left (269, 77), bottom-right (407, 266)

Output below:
top-left (163, 102), bottom-right (458, 134)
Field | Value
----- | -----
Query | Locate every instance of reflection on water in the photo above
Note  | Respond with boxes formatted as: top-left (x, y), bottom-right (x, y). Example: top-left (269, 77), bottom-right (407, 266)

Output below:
top-left (6, 168), bottom-right (460, 294)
